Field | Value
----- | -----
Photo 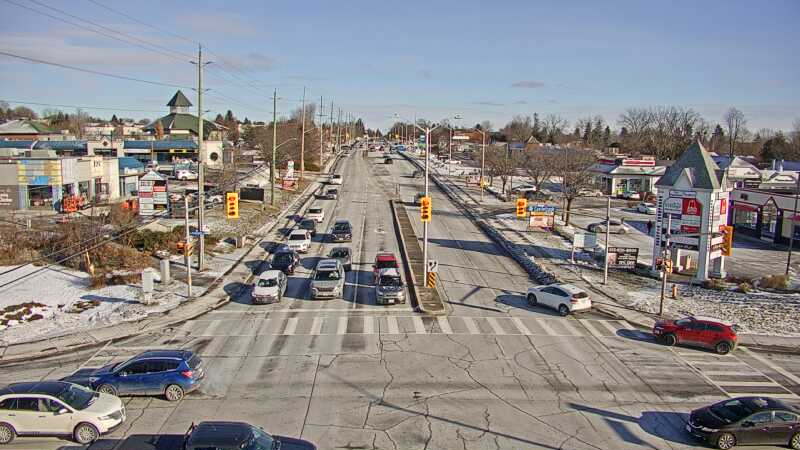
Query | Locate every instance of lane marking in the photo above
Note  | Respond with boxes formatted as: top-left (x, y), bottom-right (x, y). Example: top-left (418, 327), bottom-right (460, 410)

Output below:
top-left (579, 319), bottom-right (605, 339)
top-left (558, 319), bottom-right (583, 337)
top-left (310, 317), bottom-right (323, 335)
top-left (386, 316), bottom-right (399, 335)
top-left (724, 392), bottom-right (798, 400)
top-left (741, 347), bottom-right (800, 386)
top-left (599, 320), bottom-right (620, 335)
top-left (702, 370), bottom-right (765, 377)
top-left (462, 317), bottom-right (480, 335)
top-left (363, 316), bottom-right (374, 334)
top-left (486, 317), bottom-right (506, 335)
top-left (683, 360), bottom-right (741, 366)
top-left (284, 317), bottom-right (298, 335)
top-left (413, 316), bottom-right (426, 334)
top-left (712, 381), bottom-right (783, 387)
top-left (617, 320), bottom-right (635, 330)
top-left (437, 316), bottom-right (453, 334)
top-left (337, 317), bottom-right (348, 335)
top-left (535, 318), bottom-right (557, 336)
top-left (511, 317), bottom-right (532, 335)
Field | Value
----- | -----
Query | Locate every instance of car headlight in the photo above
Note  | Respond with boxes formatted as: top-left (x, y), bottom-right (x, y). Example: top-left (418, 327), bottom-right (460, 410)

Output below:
top-left (699, 426), bottom-right (718, 433)
top-left (98, 414), bottom-right (115, 421)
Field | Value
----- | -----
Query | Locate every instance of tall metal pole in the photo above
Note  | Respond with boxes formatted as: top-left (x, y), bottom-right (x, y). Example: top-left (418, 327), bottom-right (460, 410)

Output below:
top-left (480, 131), bottom-right (486, 201)
top-left (318, 96), bottom-right (324, 171)
top-left (448, 128), bottom-right (453, 178)
top-left (184, 196), bottom-right (192, 298)
top-left (270, 89), bottom-right (277, 206)
top-left (423, 127), bottom-right (430, 285)
top-left (659, 215), bottom-right (672, 316)
top-left (300, 86), bottom-right (306, 181)
top-left (786, 174), bottom-right (800, 274)
top-left (336, 108), bottom-right (342, 149)
top-left (603, 196), bottom-right (611, 284)
top-left (196, 44), bottom-right (206, 271)
top-left (329, 101), bottom-right (334, 156)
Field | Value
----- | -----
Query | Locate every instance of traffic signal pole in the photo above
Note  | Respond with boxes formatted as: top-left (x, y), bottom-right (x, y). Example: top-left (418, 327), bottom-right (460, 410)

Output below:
top-left (659, 215), bottom-right (672, 316)
top-left (184, 195), bottom-right (192, 298)
top-left (423, 128), bottom-right (430, 285)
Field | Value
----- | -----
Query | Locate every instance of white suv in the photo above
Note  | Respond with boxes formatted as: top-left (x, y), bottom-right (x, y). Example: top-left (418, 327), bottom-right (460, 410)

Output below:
top-left (329, 174), bottom-right (343, 185)
top-left (306, 206), bottom-right (325, 223)
top-left (0, 381), bottom-right (125, 445)
top-left (286, 229), bottom-right (311, 253)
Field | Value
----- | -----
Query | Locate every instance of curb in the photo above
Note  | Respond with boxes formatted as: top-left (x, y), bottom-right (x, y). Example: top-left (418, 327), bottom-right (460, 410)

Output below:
top-left (388, 199), bottom-right (422, 313)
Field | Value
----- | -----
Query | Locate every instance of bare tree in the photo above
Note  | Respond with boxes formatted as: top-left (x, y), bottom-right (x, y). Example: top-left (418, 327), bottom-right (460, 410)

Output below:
top-left (479, 120), bottom-right (494, 132)
top-left (542, 114), bottom-right (568, 144)
top-left (555, 147), bottom-right (596, 225)
top-left (520, 149), bottom-right (559, 193)
top-left (484, 145), bottom-right (522, 194)
top-left (793, 118), bottom-right (800, 154)
top-left (724, 107), bottom-right (747, 157)
top-left (501, 115), bottom-right (533, 142)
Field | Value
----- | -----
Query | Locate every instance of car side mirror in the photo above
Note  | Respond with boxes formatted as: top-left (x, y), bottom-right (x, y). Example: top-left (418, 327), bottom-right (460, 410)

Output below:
top-left (117, 371), bottom-right (127, 377)
top-left (56, 407), bottom-right (70, 415)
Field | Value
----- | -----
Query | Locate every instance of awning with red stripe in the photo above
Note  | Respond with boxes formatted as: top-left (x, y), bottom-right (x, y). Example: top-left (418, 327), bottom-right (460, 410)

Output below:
top-left (732, 203), bottom-right (758, 212)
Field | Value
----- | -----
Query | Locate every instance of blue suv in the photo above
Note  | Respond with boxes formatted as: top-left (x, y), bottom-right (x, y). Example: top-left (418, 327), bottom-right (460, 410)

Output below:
top-left (85, 350), bottom-right (204, 401)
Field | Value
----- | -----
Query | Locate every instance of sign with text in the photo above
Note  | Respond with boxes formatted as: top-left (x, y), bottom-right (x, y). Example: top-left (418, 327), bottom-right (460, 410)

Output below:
top-left (528, 204), bottom-right (556, 215)
top-left (669, 190), bottom-right (697, 198)
top-left (573, 232), bottom-right (597, 249)
top-left (608, 247), bottom-right (638, 270)
top-left (529, 215), bottom-right (554, 228)
top-left (682, 198), bottom-right (702, 216)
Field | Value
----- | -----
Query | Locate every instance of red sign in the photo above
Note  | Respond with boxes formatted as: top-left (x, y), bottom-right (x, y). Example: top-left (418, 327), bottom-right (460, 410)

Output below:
top-left (719, 198), bottom-right (728, 215)
top-left (681, 225), bottom-right (700, 233)
top-left (682, 198), bottom-right (702, 216)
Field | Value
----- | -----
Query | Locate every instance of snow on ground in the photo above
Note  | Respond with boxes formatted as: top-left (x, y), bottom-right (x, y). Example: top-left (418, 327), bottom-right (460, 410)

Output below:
top-left (0, 264), bottom-right (182, 345)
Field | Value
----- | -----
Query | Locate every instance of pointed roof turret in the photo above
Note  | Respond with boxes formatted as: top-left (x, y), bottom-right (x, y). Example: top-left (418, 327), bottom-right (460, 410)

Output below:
top-left (167, 90), bottom-right (192, 108)
top-left (656, 140), bottom-right (726, 190)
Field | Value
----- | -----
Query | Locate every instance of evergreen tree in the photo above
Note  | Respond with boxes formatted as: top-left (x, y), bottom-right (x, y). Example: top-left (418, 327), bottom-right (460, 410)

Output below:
top-left (582, 122), bottom-right (591, 143)
top-left (532, 113), bottom-right (542, 140)
top-left (243, 117), bottom-right (251, 125)
top-left (110, 114), bottom-right (119, 124)
top-left (603, 126), bottom-right (611, 146)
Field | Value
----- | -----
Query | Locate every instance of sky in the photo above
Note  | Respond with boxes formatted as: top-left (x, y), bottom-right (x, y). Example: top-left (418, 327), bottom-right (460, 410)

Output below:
top-left (0, 0), bottom-right (798, 133)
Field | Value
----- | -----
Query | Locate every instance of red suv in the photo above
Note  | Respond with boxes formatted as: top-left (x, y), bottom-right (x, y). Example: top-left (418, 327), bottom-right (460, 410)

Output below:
top-left (373, 253), bottom-right (399, 282)
top-left (653, 316), bottom-right (737, 354)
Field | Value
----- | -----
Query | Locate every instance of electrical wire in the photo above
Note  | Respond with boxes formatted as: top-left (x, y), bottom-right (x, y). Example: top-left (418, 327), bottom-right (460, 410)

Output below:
top-left (0, 99), bottom-right (164, 113)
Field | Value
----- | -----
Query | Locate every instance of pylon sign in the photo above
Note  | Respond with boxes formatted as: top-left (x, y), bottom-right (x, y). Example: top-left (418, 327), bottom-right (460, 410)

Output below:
top-left (226, 192), bottom-right (239, 219)
top-left (420, 196), bottom-right (432, 222)
top-left (516, 198), bottom-right (527, 217)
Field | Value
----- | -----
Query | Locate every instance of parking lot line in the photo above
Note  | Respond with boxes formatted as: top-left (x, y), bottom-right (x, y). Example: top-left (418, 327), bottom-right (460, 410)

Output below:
top-left (437, 316), bottom-right (453, 334)
top-left (386, 316), bottom-right (399, 334)
top-left (462, 317), bottom-right (480, 335)
top-left (511, 317), bottom-right (531, 335)
top-left (486, 317), bottom-right (506, 335)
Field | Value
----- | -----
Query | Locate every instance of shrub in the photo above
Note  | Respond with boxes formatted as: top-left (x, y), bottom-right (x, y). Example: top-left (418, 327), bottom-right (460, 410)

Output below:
top-left (702, 278), bottom-right (726, 291)
top-left (759, 274), bottom-right (789, 290)
top-left (737, 282), bottom-right (753, 293)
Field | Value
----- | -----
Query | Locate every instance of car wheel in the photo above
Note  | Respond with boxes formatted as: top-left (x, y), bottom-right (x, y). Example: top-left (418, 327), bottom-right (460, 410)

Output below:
top-left (790, 432), bottom-right (800, 450)
top-left (165, 384), bottom-right (184, 402)
top-left (97, 384), bottom-right (117, 396)
top-left (715, 341), bottom-right (732, 355)
top-left (527, 293), bottom-right (538, 306)
top-left (662, 333), bottom-right (677, 346)
top-left (715, 432), bottom-right (736, 450)
top-left (558, 304), bottom-right (570, 316)
top-left (0, 423), bottom-right (15, 445)
top-left (73, 422), bottom-right (99, 444)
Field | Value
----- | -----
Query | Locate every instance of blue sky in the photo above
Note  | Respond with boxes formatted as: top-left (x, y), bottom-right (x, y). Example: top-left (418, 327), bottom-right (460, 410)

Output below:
top-left (1, 0), bottom-right (798, 132)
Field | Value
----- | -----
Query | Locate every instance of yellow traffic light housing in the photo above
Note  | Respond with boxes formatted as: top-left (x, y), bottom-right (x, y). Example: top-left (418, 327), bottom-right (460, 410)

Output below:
top-left (721, 225), bottom-right (734, 256)
top-left (420, 196), bottom-right (432, 223)
top-left (226, 192), bottom-right (239, 219)
top-left (516, 198), bottom-right (527, 217)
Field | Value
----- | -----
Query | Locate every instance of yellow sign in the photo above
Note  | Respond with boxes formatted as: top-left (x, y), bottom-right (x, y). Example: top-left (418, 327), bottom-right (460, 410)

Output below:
top-left (427, 272), bottom-right (437, 288)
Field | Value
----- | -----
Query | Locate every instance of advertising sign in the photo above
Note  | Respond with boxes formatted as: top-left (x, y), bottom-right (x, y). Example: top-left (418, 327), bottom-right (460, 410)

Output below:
top-left (669, 190), bottom-right (697, 198)
top-left (608, 247), bottom-right (639, 270)
top-left (529, 204), bottom-right (556, 215)
top-left (663, 197), bottom-right (683, 214)
top-left (682, 198), bottom-right (702, 216)
top-left (573, 232), bottom-right (597, 249)
top-left (529, 215), bottom-right (554, 228)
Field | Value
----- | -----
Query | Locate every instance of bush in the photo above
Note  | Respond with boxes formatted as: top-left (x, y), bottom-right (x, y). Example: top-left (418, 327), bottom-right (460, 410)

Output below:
top-left (702, 278), bottom-right (727, 291)
top-left (737, 282), bottom-right (753, 293)
top-left (759, 274), bottom-right (789, 290)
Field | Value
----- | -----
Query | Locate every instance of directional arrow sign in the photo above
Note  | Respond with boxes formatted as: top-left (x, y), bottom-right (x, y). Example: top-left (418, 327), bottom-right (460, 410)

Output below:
top-left (427, 260), bottom-right (439, 273)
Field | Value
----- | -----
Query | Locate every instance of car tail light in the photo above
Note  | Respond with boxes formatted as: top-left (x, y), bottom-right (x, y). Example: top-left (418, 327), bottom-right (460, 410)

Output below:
top-left (570, 298), bottom-right (579, 304)
top-left (181, 370), bottom-right (194, 378)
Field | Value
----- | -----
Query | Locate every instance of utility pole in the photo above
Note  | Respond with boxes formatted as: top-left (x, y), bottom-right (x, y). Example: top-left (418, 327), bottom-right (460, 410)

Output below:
top-left (270, 89), bottom-right (277, 206)
top-left (603, 196), bottom-right (611, 284)
top-left (448, 128), bottom-right (453, 177)
top-left (786, 174), bottom-right (800, 274)
top-left (317, 97), bottom-right (324, 170)
top-left (329, 100), bottom-right (334, 154)
top-left (300, 86), bottom-right (306, 181)
top-left (480, 130), bottom-right (486, 201)
top-left (194, 44), bottom-right (209, 271)
top-left (184, 196), bottom-right (192, 298)
top-left (659, 215), bottom-right (672, 316)
top-left (336, 108), bottom-right (342, 149)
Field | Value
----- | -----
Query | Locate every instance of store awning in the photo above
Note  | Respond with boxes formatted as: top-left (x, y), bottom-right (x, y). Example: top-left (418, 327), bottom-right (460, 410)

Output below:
top-left (732, 203), bottom-right (758, 212)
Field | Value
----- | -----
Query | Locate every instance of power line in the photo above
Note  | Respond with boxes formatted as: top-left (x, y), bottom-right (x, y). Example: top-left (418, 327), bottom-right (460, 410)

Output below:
top-left (0, 50), bottom-right (192, 89)
top-left (84, 0), bottom-right (198, 46)
top-left (1, 99), bottom-right (164, 113)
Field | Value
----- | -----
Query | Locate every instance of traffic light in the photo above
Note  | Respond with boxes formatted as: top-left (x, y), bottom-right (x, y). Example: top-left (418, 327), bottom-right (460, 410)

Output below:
top-left (721, 225), bottom-right (734, 256)
top-left (225, 192), bottom-right (239, 219)
top-left (420, 196), bottom-right (432, 223)
top-left (516, 198), bottom-right (527, 217)
top-left (176, 240), bottom-right (193, 255)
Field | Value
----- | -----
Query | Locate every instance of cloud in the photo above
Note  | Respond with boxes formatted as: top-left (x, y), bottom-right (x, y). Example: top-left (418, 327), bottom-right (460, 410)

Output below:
top-left (416, 69), bottom-right (432, 79)
top-left (472, 101), bottom-right (504, 107)
top-left (178, 12), bottom-right (259, 37)
top-left (513, 100), bottom-right (528, 105)
top-left (511, 80), bottom-right (546, 89)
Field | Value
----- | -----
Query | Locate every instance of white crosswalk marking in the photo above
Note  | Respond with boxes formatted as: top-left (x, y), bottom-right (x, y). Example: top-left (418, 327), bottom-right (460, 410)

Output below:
top-left (511, 317), bottom-right (531, 335)
top-left (284, 317), bottom-right (298, 335)
top-left (437, 316), bottom-right (453, 334)
top-left (363, 316), bottom-right (374, 334)
top-left (386, 316), bottom-right (399, 334)
top-left (310, 317), bottom-right (323, 335)
top-left (559, 319), bottom-right (582, 336)
top-left (617, 320), bottom-right (635, 330)
top-left (337, 317), bottom-right (348, 335)
top-left (742, 347), bottom-right (800, 385)
top-left (413, 316), bottom-right (426, 334)
top-left (535, 318), bottom-right (557, 336)
top-left (579, 319), bottom-right (605, 338)
top-left (486, 317), bottom-right (506, 335)
top-left (599, 320), bottom-right (620, 335)
top-left (462, 317), bottom-right (480, 334)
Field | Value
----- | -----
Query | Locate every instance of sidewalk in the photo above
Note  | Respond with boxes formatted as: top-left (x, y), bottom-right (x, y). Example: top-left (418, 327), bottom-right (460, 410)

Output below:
top-left (0, 153), bottom-right (342, 364)
top-left (419, 154), bottom-right (800, 353)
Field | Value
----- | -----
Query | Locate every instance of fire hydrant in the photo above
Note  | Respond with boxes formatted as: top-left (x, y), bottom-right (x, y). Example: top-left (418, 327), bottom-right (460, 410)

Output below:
top-left (672, 285), bottom-right (678, 299)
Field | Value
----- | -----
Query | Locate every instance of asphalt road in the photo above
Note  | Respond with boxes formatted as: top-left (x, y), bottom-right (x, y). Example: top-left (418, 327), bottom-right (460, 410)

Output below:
top-left (0, 150), bottom-right (799, 450)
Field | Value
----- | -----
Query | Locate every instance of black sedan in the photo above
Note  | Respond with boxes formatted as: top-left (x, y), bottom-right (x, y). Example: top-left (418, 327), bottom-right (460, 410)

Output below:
top-left (271, 249), bottom-right (300, 275)
top-left (686, 396), bottom-right (800, 449)
top-left (185, 422), bottom-right (315, 450)
top-left (298, 218), bottom-right (317, 237)
top-left (330, 219), bottom-right (353, 242)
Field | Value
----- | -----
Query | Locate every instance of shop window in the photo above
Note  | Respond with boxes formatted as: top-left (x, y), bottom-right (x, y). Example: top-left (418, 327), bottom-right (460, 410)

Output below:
top-left (762, 204), bottom-right (778, 238)
top-left (734, 209), bottom-right (757, 231)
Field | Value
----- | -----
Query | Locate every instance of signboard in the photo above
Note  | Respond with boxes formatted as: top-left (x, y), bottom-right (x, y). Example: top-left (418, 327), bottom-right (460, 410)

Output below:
top-left (669, 190), bottom-right (697, 198)
top-left (529, 204), bottom-right (556, 215)
top-left (453, 135), bottom-right (470, 141)
top-left (663, 197), bottom-right (683, 214)
top-left (427, 260), bottom-right (439, 273)
top-left (573, 232), bottom-right (597, 249)
top-left (529, 215), bottom-right (554, 228)
top-left (682, 198), bottom-right (702, 216)
top-left (608, 247), bottom-right (638, 270)
top-left (466, 175), bottom-right (480, 185)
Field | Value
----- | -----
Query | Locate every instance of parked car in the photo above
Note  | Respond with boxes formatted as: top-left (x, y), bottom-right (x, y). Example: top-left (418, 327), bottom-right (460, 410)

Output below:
top-left (375, 268), bottom-right (405, 305)
top-left (206, 194), bottom-right (223, 203)
top-left (0, 381), bottom-right (125, 445)
top-left (176, 169), bottom-right (198, 181)
top-left (685, 396), bottom-right (800, 450)
top-left (330, 219), bottom-right (353, 242)
top-left (325, 188), bottom-right (339, 200)
top-left (287, 229), bottom-right (311, 253)
top-left (180, 421), bottom-right (316, 450)
top-left (524, 190), bottom-right (553, 202)
top-left (80, 350), bottom-right (204, 401)
top-left (652, 316), bottom-right (738, 354)
top-left (510, 184), bottom-right (536, 195)
top-left (578, 188), bottom-right (604, 197)
top-left (252, 270), bottom-right (287, 304)
top-left (587, 219), bottom-right (630, 234)
top-left (636, 202), bottom-right (657, 214)
top-left (620, 190), bottom-right (641, 200)
top-left (298, 218), bottom-right (317, 237)
top-left (329, 174), bottom-right (343, 185)
top-left (328, 246), bottom-right (352, 271)
top-left (310, 259), bottom-right (345, 300)
top-left (271, 248), bottom-right (300, 274)
top-left (526, 283), bottom-right (592, 316)
top-left (306, 206), bottom-right (325, 223)
top-left (373, 252), bottom-right (400, 282)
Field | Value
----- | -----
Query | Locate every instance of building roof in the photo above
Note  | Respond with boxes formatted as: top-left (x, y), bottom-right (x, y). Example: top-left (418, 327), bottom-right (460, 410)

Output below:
top-left (123, 139), bottom-right (197, 150)
top-left (166, 90), bottom-right (192, 107)
top-left (655, 141), bottom-right (726, 190)
top-left (711, 155), bottom-right (760, 171)
top-left (0, 119), bottom-right (55, 135)
top-left (0, 140), bottom-right (86, 151)
top-left (143, 113), bottom-right (221, 138)
top-left (118, 156), bottom-right (145, 171)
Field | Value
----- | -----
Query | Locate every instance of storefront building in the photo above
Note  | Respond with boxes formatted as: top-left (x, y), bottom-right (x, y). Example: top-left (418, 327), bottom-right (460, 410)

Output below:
top-left (590, 156), bottom-right (667, 196)
top-left (729, 188), bottom-right (800, 246)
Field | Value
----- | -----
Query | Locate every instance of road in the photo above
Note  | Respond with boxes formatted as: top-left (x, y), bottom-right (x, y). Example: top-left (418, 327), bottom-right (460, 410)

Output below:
top-left (1, 149), bottom-right (799, 450)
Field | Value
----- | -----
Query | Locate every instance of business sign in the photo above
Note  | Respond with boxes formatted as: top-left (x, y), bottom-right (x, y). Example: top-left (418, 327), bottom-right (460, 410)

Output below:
top-left (529, 204), bottom-right (556, 215)
top-left (466, 175), bottom-right (480, 185)
top-left (663, 197), bottom-right (683, 214)
top-left (573, 232), bottom-right (597, 249)
top-left (682, 198), bottom-right (702, 216)
top-left (669, 190), bottom-right (697, 198)
top-left (529, 215), bottom-right (554, 228)
top-left (453, 134), bottom-right (470, 141)
top-left (608, 247), bottom-right (639, 270)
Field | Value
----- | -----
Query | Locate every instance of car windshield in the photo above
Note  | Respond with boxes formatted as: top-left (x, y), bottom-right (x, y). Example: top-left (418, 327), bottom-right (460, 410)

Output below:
top-left (274, 253), bottom-right (293, 264)
top-left (333, 223), bottom-right (350, 231)
top-left (300, 220), bottom-right (314, 228)
top-left (330, 249), bottom-right (349, 258)
top-left (309, 208), bottom-right (322, 214)
top-left (328, 190), bottom-right (337, 194)
top-left (675, 318), bottom-right (693, 327)
top-left (257, 278), bottom-right (278, 287)
top-left (710, 399), bottom-right (755, 423)
top-left (289, 234), bottom-right (307, 241)
top-left (315, 269), bottom-right (340, 281)
top-left (379, 275), bottom-right (402, 287)
top-left (243, 427), bottom-right (276, 450)
top-left (57, 384), bottom-right (97, 410)
top-left (377, 259), bottom-right (397, 269)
